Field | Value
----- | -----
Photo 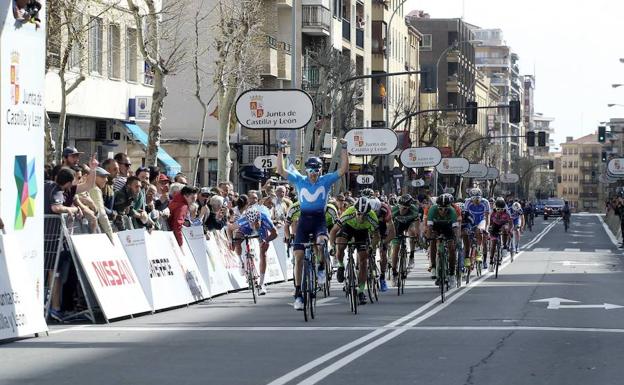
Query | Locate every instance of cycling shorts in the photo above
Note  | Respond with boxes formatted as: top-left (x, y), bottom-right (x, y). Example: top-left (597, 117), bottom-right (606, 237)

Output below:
top-left (293, 211), bottom-right (328, 251)
top-left (432, 221), bottom-right (454, 240)
top-left (489, 223), bottom-right (510, 239)
top-left (336, 224), bottom-right (370, 252)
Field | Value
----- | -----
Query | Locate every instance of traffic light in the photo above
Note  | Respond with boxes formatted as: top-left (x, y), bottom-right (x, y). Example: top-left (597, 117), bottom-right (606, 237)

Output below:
top-left (509, 100), bottom-right (521, 123)
top-left (598, 126), bottom-right (606, 143)
top-left (526, 131), bottom-right (535, 147)
top-left (602, 151), bottom-right (608, 162)
top-left (548, 160), bottom-right (554, 170)
top-left (538, 131), bottom-right (547, 146)
top-left (466, 101), bottom-right (478, 124)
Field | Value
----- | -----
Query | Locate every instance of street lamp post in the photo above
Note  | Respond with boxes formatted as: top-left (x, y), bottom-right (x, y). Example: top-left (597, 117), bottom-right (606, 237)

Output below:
top-left (385, 0), bottom-right (410, 129)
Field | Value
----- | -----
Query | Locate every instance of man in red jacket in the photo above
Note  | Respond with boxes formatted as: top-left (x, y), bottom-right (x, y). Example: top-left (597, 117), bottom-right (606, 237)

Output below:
top-left (168, 186), bottom-right (199, 246)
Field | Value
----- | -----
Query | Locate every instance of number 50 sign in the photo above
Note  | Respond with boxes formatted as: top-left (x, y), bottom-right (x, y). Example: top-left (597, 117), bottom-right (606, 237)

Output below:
top-left (254, 155), bottom-right (278, 170)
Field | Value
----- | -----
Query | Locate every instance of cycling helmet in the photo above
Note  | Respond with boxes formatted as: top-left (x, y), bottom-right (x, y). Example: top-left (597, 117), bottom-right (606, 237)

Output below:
top-left (438, 194), bottom-right (452, 207)
top-left (495, 197), bottom-right (506, 210)
top-left (369, 198), bottom-right (382, 212)
top-left (355, 197), bottom-right (372, 214)
top-left (304, 157), bottom-right (322, 170)
top-left (244, 207), bottom-right (261, 223)
top-left (361, 188), bottom-right (374, 198)
top-left (470, 188), bottom-right (483, 198)
top-left (442, 193), bottom-right (454, 204)
top-left (512, 202), bottom-right (522, 212)
top-left (398, 194), bottom-right (413, 206)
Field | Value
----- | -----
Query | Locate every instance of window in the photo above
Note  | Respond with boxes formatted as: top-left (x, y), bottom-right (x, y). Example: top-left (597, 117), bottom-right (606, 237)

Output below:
top-left (207, 159), bottom-right (218, 187)
top-left (69, 13), bottom-right (83, 69)
top-left (563, 187), bottom-right (567, 195)
top-left (420, 34), bottom-right (432, 51)
top-left (88, 16), bottom-right (103, 74)
top-left (574, 174), bottom-right (578, 181)
top-left (108, 24), bottom-right (121, 79)
top-left (126, 28), bottom-right (138, 81)
top-left (371, 21), bottom-right (386, 54)
top-left (573, 161), bottom-right (578, 167)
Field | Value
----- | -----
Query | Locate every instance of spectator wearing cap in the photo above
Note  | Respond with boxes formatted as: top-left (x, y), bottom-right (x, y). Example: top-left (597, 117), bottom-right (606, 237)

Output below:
top-left (196, 187), bottom-right (212, 224)
top-left (155, 173), bottom-right (171, 209)
top-left (113, 176), bottom-right (147, 230)
top-left (89, 167), bottom-right (115, 241)
top-left (62, 147), bottom-right (83, 168)
top-left (113, 153), bottom-right (132, 192)
top-left (168, 186), bottom-right (199, 246)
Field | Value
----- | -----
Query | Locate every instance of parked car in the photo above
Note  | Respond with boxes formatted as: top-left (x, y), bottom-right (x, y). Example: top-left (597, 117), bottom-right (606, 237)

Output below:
top-left (544, 198), bottom-right (565, 219)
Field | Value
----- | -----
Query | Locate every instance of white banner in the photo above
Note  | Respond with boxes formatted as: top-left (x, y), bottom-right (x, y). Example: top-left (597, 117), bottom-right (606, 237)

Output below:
top-left (0, 1), bottom-right (46, 310)
top-left (235, 89), bottom-right (314, 130)
top-left (211, 230), bottom-right (249, 290)
top-left (400, 147), bottom-right (442, 168)
top-left (274, 228), bottom-right (294, 280)
top-left (204, 234), bottom-right (234, 295)
top-left (464, 163), bottom-right (488, 178)
top-left (164, 231), bottom-right (210, 302)
top-left (0, 234), bottom-right (47, 341)
top-left (183, 226), bottom-right (229, 297)
top-left (71, 234), bottom-right (151, 320)
top-left (499, 173), bottom-right (520, 183)
top-left (345, 129), bottom-right (398, 155)
top-left (435, 158), bottom-right (470, 175)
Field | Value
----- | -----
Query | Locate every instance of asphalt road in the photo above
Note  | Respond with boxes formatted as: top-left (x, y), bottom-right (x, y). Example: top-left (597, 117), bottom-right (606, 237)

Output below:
top-left (2, 214), bottom-right (624, 385)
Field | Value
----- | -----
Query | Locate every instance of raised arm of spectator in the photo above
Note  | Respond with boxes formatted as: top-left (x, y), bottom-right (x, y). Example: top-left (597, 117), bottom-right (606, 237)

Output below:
top-left (76, 155), bottom-right (99, 194)
top-left (276, 139), bottom-right (289, 179)
top-left (337, 139), bottom-right (348, 177)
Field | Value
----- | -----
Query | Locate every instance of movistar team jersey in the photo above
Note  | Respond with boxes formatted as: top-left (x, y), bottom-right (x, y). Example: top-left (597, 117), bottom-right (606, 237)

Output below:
top-left (337, 206), bottom-right (379, 232)
top-left (427, 205), bottom-right (458, 226)
top-left (510, 208), bottom-right (523, 225)
top-left (391, 204), bottom-right (420, 225)
top-left (464, 199), bottom-right (491, 224)
top-left (285, 201), bottom-right (338, 228)
top-left (286, 169), bottom-right (340, 213)
top-left (236, 208), bottom-right (275, 242)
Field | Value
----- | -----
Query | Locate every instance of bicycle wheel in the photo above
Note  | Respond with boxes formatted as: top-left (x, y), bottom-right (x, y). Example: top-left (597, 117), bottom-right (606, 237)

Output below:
top-left (494, 242), bottom-right (501, 279)
top-left (367, 257), bottom-right (374, 304)
top-left (436, 242), bottom-right (446, 302)
top-left (370, 255), bottom-right (379, 302)
top-left (349, 261), bottom-right (358, 314)
top-left (302, 263), bottom-right (309, 322)
top-left (309, 265), bottom-right (316, 320)
top-left (456, 252), bottom-right (462, 289)
top-left (398, 244), bottom-right (406, 296)
top-left (247, 258), bottom-right (257, 304)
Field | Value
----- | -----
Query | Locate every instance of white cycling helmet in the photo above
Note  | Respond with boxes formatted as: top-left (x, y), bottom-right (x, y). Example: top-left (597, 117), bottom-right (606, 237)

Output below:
top-left (512, 202), bottom-right (522, 212)
top-left (355, 197), bottom-right (372, 214)
top-left (244, 207), bottom-right (261, 223)
top-left (369, 198), bottom-right (382, 212)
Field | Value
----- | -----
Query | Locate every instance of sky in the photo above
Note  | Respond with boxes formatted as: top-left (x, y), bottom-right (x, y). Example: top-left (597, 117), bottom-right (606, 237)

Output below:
top-left (405, 0), bottom-right (624, 146)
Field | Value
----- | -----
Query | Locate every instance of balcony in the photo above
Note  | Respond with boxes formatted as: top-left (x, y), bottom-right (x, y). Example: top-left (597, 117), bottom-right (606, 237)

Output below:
top-left (446, 76), bottom-right (460, 92)
top-left (356, 28), bottom-right (364, 49)
top-left (276, 0), bottom-right (292, 7)
top-left (342, 19), bottom-right (351, 42)
top-left (277, 42), bottom-right (292, 80)
top-left (447, 50), bottom-right (460, 63)
top-left (579, 192), bottom-right (599, 199)
top-left (580, 153), bottom-right (599, 161)
top-left (302, 66), bottom-right (321, 91)
top-left (302, 5), bottom-right (330, 36)
top-left (475, 57), bottom-right (510, 67)
top-left (260, 35), bottom-right (278, 77)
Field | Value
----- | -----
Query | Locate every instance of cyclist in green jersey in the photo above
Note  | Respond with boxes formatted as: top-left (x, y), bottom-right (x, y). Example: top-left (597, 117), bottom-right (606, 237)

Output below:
top-left (390, 194), bottom-right (421, 285)
top-left (284, 201), bottom-right (339, 242)
top-left (425, 193), bottom-right (459, 287)
top-left (330, 197), bottom-right (379, 305)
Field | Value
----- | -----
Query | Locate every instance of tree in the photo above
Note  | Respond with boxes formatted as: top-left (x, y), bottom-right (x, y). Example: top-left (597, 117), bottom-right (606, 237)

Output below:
top-left (212, 0), bottom-right (264, 182)
top-left (127, 0), bottom-right (188, 167)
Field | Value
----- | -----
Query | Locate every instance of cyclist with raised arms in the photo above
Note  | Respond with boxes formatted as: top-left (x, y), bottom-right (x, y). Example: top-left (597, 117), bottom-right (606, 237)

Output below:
top-left (464, 188), bottom-right (491, 269)
top-left (277, 139), bottom-right (348, 311)
top-left (426, 193), bottom-right (460, 287)
top-left (231, 206), bottom-right (278, 295)
top-left (390, 194), bottom-right (421, 285)
top-left (510, 201), bottom-right (524, 253)
top-left (366, 193), bottom-right (396, 292)
top-left (330, 197), bottom-right (379, 305)
top-left (488, 197), bottom-right (513, 272)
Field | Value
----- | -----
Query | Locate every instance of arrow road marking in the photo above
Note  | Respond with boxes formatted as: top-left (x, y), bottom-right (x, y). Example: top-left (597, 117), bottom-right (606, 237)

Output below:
top-left (531, 297), bottom-right (623, 310)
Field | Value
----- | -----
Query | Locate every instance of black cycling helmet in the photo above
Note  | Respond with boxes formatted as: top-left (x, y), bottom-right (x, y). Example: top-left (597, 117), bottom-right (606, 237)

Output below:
top-left (438, 194), bottom-right (452, 207)
top-left (398, 194), bottom-right (413, 206)
top-left (495, 197), bottom-right (506, 209)
top-left (355, 197), bottom-right (371, 214)
top-left (442, 193), bottom-right (454, 204)
top-left (304, 157), bottom-right (322, 170)
top-left (361, 188), bottom-right (374, 198)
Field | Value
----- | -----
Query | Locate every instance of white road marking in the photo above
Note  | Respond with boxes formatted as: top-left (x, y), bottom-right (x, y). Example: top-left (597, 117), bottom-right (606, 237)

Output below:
top-left (563, 248), bottom-right (581, 252)
top-left (290, 220), bottom-right (561, 385)
top-left (411, 326), bottom-right (624, 333)
top-left (47, 325), bottom-right (89, 335)
top-left (531, 297), bottom-right (623, 310)
top-left (531, 248), bottom-right (549, 252)
top-left (598, 214), bottom-right (619, 246)
top-left (557, 261), bottom-right (603, 266)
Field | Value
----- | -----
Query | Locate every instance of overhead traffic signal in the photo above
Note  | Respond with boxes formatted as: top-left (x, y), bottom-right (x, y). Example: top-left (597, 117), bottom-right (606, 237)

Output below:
top-left (538, 131), bottom-right (547, 147)
top-left (548, 160), bottom-right (554, 170)
top-left (602, 151), bottom-right (608, 162)
top-left (466, 101), bottom-right (478, 124)
top-left (509, 100), bottom-right (521, 123)
top-left (598, 126), bottom-right (606, 143)
top-left (526, 131), bottom-right (535, 147)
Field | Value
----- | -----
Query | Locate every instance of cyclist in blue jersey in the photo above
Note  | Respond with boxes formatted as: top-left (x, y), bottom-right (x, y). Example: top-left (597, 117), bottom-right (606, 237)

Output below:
top-left (509, 201), bottom-right (524, 253)
top-left (464, 188), bottom-right (491, 268)
top-left (277, 138), bottom-right (348, 311)
top-left (231, 206), bottom-right (278, 295)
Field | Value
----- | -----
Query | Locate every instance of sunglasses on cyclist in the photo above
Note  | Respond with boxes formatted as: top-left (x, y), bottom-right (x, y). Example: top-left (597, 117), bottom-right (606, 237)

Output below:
top-left (306, 168), bottom-right (321, 174)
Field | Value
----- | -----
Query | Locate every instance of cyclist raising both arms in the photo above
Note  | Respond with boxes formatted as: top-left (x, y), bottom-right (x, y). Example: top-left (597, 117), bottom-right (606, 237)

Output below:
top-left (277, 139), bottom-right (348, 311)
top-left (230, 207), bottom-right (278, 295)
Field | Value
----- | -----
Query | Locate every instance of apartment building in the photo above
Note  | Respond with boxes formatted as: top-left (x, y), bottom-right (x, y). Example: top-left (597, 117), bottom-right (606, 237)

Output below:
top-left (557, 134), bottom-right (604, 212)
top-left (45, 1), bottom-right (173, 171)
top-left (474, 70), bottom-right (500, 137)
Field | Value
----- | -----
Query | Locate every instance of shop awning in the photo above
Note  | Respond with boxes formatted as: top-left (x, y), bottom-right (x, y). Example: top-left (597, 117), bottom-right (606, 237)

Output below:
top-left (122, 122), bottom-right (182, 177)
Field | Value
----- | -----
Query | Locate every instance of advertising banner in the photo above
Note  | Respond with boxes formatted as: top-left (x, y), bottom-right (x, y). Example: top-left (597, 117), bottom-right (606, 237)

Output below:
top-left (345, 129), bottom-right (398, 155)
top-left (499, 173), bottom-right (520, 183)
top-left (399, 147), bottom-right (442, 168)
top-left (273, 228), bottom-right (294, 280)
top-left (118, 230), bottom-right (196, 311)
top-left (463, 164), bottom-right (488, 178)
top-left (235, 89), bottom-right (314, 130)
top-left (477, 167), bottom-right (500, 180)
top-left (0, 234), bottom-right (47, 341)
top-left (607, 158), bottom-right (624, 176)
top-left (435, 158), bottom-right (470, 175)
top-left (204, 235), bottom-right (234, 295)
top-left (211, 230), bottom-right (249, 290)
top-left (0, 1), bottom-right (46, 310)
top-left (163, 231), bottom-right (209, 302)
top-left (71, 234), bottom-right (151, 320)
top-left (183, 226), bottom-right (231, 297)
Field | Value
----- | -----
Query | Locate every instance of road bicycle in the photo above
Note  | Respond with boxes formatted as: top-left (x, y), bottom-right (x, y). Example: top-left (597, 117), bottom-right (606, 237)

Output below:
top-left (463, 228), bottom-right (481, 285)
top-left (489, 230), bottom-right (508, 279)
top-left (234, 234), bottom-right (260, 304)
top-left (366, 234), bottom-right (380, 303)
top-left (430, 233), bottom-right (453, 303)
top-left (394, 234), bottom-right (419, 296)
top-left (300, 235), bottom-right (320, 322)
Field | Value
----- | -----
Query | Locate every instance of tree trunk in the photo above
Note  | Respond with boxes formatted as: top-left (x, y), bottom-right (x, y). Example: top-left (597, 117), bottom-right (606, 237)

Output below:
top-left (56, 73), bottom-right (68, 164)
top-left (146, 70), bottom-right (167, 167)
top-left (44, 110), bottom-right (55, 165)
top-left (313, 119), bottom-right (329, 155)
top-left (192, 103), bottom-right (208, 186)
top-left (217, 86), bottom-right (236, 182)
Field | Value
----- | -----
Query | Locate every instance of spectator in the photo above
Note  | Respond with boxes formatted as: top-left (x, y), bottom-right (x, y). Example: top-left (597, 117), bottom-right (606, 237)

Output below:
top-left (89, 167), bottom-right (114, 242)
top-left (74, 166), bottom-right (98, 233)
top-left (273, 185), bottom-right (291, 222)
top-left (615, 196), bottom-right (624, 249)
top-left (135, 166), bottom-right (150, 183)
top-left (148, 166), bottom-right (161, 185)
top-left (169, 182), bottom-right (185, 197)
top-left (205, 195), bottom-right (228, 231)
top-left (113, 153), bottom-right (132, 192)
top-left (168, 186), bottom-right (199, 246)
top-left (174, 172), bottom-right (188, 185)
top-left (248, 190), bottom-right (260, 207)
top-left (102, 158), bottom-right (119, 180)
top-left (218, 181), bottom-right (233, 198)
top-left (187, 202), bottom-right (203, 227)
top-left (113, 176), bottom-right (146, 230)
top-left (232, 194), bottom-right (249, 221)
top-left (145, 184), bottom-right (164, 230)
top-left (156, 174), bottom-right (171, 202)
top-left (197, 187), bottom-right (212, 224)
top-left (61, 147), bottom-right (83, 168)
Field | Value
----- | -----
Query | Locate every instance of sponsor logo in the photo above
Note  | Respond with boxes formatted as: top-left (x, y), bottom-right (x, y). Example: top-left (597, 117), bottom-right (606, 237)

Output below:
top-left (91, 260), bottom-right (137, 287)
top-left (14, 155), bottom-right (36, 230)
top-left (299, 186), bottom-right (326, 202)
top-left (249, 95), bottom-right (264, 118)
top-left (10, 52), bottom-right (19, 105)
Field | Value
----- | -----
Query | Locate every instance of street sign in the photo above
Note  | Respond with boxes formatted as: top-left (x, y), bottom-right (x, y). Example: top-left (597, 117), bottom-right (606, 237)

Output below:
top-left (399, 147), bottom-right (442, 168)
top-left (478, 167), bottom-right (500, 180)
top-left (463, 163), bottom-right (488, 178)
top-left (134, 96), bottom-right (151, 121)
top-left (411, 179), bottom-right (425, 187)
top-left (356, 174), bottom-right (375, 185)
top-left (607, 158), bottom-right (624, 176)
top-left (235, 89), bottom-right (314, 130)
top-left (531, 297), bottom-right (623, 310)
top-left (435, 158), bottom-right (470, 175)
top-left (345, 128), bottom-right (398, 155)
top-left (253, 155), bottom-right (278, 170)
top-left (499, 173), bottom-right (520, 183)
